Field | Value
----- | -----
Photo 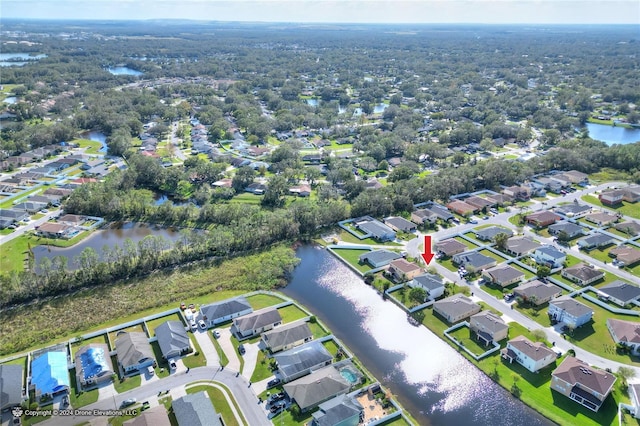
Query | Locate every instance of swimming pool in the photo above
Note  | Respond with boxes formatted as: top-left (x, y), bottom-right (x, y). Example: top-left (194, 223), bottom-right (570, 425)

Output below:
top-left (340, 367), bottom-right (359, 384)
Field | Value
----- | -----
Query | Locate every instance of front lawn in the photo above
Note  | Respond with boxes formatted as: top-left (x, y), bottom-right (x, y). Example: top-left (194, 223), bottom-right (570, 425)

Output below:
top-left (582, 194), bottom-right (640, 220)
top-left (113, 374), bottom-right (141, 393)
top-left (250, 349), bottom-right (275, 383)
top-left (211, 333), bottom-right (229, 367)
top-left (182, 334), bottom-right (206, 368)
top-left (69, 369), bottom-right (99, 407)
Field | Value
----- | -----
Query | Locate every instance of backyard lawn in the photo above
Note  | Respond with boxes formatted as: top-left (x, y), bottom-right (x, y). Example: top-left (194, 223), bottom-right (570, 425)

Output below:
top-left (246, 293), bottom-right (285, 310)
top-left (447, 326), bottom-right (491, 357)
top-left (331, 248), bottom-right (373, 273)
top-left (277, 304), bottom-right (308, 324)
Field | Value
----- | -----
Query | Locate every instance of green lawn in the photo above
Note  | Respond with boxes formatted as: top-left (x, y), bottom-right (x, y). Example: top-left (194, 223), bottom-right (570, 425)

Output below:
top-left (479, 248), bottom-right (509, 263)
top-left (71, 334), bottom-right (109, 354)
top-left (72, 138), bottom-right (104, 155)
top-left (182, 334), bottom-right (206, 368)
top-left (511, 264), bottom-right (535, 280)
top-left (322, 339), bottom-right (342, 358)
top-left (338, 229), bottom-right (402, 246)
top-left (278, 304), bottom-right (308, 324)
top-left (331, 248), bottom-right (373, 273)
top-left (229, 335), bottom-right (245, 374)
top-left (113, 374), bottom-right (141, 393)
top-left (186, 384), bottom-right (242, 426)
top-left (582, 194), bottom-right (640, 220)
top-left (229, 192), bottom-right (263, 204)
top-left (149, 342), bottom-right (171, 378)
top-left (250, 349), bottom-right (275, 383)
top-left (481, 283), bottom-right (512, 300)
top-left (448, 326), bottom-right (491, 356)
top-left (454, 236), bottom-right (479, 248)
top-left (439, 257), bottom-right (459, 272)
top-left (246, 293), bottom-right (285, 310)
top-left (308, 321), bottom-right (330, 339)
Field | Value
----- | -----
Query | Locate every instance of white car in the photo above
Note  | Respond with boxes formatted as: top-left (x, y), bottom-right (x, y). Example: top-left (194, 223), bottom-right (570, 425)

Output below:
top-left (189, 319), bottom-right (197, 330)
top-left (198, 319), bottom-right (207, 330)
top-left (168, 359), bottom-right (177, 370)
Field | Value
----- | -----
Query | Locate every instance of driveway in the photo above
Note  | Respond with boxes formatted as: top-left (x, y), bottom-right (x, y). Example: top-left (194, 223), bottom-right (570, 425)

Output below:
top-left (217, 327), bottom-right (241, 372)
top-left (240, 339), bottom-right (261, 381)
top-left (192, 328), bottom-right (220, 367)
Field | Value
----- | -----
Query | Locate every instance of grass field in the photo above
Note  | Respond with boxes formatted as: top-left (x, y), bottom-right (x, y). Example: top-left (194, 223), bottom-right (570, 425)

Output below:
top-left (145, 313), bottom-right (184, 337)
top-left (0, 246), bottom-right (297, 357)
top-left (331, 248), bottom-right (373, 273)
top-left (582, 194), bottom-right (640, 220)
top-left (448, 326), bottom-right (491, 357)
top-left (246, 293), bottom-right (285, 310)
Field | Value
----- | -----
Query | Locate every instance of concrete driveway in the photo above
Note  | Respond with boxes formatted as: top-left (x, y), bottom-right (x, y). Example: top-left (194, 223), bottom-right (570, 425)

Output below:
top-left (217, 327), bottom-right (241, 372)
top-left (192, 327), bottom-right (220, 367)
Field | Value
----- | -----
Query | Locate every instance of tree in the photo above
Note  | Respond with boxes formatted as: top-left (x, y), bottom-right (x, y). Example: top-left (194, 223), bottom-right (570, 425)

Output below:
top-left (261, 175), bottom-right (288, 207)
top-left (618, 366), bottom-right (636, 387)
top-left (231, 166), bottom-right (255, 192)
top-left (494, 232), bottom-right (509, 251)
top-left (408, 287), bottom-right (427, 304)
top-left (536, 265), bottom-right (551, 279)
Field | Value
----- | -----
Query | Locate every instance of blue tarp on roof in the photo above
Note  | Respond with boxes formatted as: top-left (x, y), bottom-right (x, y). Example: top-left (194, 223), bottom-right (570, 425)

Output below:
top-left (32, 351), bottom-right (69, 395)
top-left (79, 347), bottom-right (109, 381)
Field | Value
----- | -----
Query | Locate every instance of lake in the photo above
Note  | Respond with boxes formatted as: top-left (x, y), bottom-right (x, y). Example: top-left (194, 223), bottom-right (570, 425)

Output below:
top-left (107, 66), bottom-right (144, 76)
top-left (33, 222), bottom-right (183, 270)
top-left (282, 246), bottom-right (552, 426)
top-left (0, 53), bottom-right (47, 67)
top-left (586, 122), bottom-right (640, 145)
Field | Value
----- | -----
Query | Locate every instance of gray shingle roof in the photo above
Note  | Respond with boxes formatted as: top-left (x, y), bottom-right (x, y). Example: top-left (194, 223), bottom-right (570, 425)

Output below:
top-left (599, 281), bottom-right (640, 304)
top-left (172, 391), bottom-right (222, 426)
top-left (550, 296), bottom-right (593, 318)
top-left (412, 273), bottom-right (444, 292)
top-left (358, 250), bottom-right (402, 266)
top-left (283, 365), bottom-right (351, 411)
top-left (484, 265), bottom-right (524, 283)
top-left (201, 297), bottom-right (252, 322)
top-left (275, 341), bottom-right (333, 380)
top-left (312, 394), bottom-right (363, 426)
top-left (233, 308), bottom-right (282, 334)
top-left (155, 321), bottom-right (190, 359)
top-left (0, 364), bottom-right (23, 409)
top-left (262, 321), bottom-right (313, 351)
top-left (115, 332), bottom-right (154, 369)
top-left (475, 226), bottom-right (513, 240)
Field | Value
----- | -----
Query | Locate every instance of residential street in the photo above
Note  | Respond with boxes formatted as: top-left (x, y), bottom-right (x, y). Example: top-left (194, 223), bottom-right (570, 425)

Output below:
top-left (40, 367), bottom-right (270, 426)
top-left (403, 181), bottom-right (640, 375)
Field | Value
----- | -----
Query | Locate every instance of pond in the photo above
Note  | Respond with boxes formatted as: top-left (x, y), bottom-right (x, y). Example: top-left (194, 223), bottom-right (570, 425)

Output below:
top-left (107, 66), bottom-right (144, 76)
top-left (33, 222), bottom-right (185, 270)
top-left (0, 53), bottom-right (47, 67)
top-left (282, 245), bottom-right (552, 426)
top-left (586, 122), bottom-right (640, 145)
top-left (306, 98), bottom-right (319, 106)
top-left (3, 97), bottom-right (17, 104)
top-left (373, 103), bottom-right (389, 113)
top-left (81, 131), bottom-right (108, 152)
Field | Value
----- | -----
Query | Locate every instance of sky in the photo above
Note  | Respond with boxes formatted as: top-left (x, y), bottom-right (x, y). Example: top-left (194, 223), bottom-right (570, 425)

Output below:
top-left (1, 0), bottom-right (639, 24)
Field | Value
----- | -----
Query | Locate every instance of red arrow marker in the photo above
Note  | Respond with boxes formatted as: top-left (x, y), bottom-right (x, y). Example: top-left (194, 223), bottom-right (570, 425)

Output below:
top-left (421, 235), bottom-right (435, 265)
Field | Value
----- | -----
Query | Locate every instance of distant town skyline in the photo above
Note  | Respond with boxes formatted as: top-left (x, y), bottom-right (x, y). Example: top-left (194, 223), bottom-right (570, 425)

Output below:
top-left (2, 0), bottom-right (639, 24)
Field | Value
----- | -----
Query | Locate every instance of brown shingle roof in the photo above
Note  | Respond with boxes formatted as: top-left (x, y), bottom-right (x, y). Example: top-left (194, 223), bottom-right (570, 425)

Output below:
top-left (552, 357), bottom-right (616, 397)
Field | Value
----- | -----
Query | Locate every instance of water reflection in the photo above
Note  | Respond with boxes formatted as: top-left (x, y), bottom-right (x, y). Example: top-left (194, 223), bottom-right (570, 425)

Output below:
top-left (283, 246), bottom-right (551, 426)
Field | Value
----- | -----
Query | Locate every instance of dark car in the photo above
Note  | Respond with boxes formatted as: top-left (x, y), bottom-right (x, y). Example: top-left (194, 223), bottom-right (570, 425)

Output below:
top-left (120, 398), bottom-right (137, 408)
top-left (266, 378), bottom-right (281, 389)
top-left (238, 344), bottom-right (245, 355)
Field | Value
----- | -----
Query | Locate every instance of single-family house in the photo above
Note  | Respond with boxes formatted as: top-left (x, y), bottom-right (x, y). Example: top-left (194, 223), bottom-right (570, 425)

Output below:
top-left (548, 297), bottom-right (593, 329)
top-left (505, 237), bottom-right (541, 256)
top-left (599, 186), bottom-right (640, 206)
top-left (551, 356), bottom-right (616, 412)
top-left (532, 246), bottom-right (566, 268)
top-left (549, 222), bottom-right (586, 240)
top-left (410, 273), bottom-right (445, 301)
top-left (36, 222), bottom-right (77, 239)
top-left (465, 196), bottom-right (494, 211)
top-left (501, 335), bottom-right (556, 373)
top-left (262, 321), bottom-right (313, 353)
top-left (482, 265), bottom-right (525, 287)
top-left (525, 211), bottom-right (561, 228)
top-left (13, 201), bottom-right (47, 214)
top-left (355, 217), bottom-right (396, 242)
top-left (534, 177), bottom-right (564, 193)
top-left (311, 394), bottom-right (364, 426)
top-left (114, 332), bottom-right (156, 374)
top-left (615, 221), bottom-right (640, 236)
top-left (411, 208), bottom-right (439, 225)
top-left (74, 344), bottom-right (115, 388)
top-left (58, 214), bottom-right (86, 226)
top-left (123, 405), bottom-right (171, 426)
top-left (384, 216), bottom-right (417, 233)
top-left (289, 184), bottom-right (311, 197)
top-left (561, 263), bottom-right (604, 286)
top-left (606, 319), bottom-right (640, 354)
top-left (513, 280), bottom-right (561, 305)
top-left (155, 321), bottom-right (191, 360)
top-left (426, 203), bottom-right (455, 222)
top-left (474, 226), bottom-right (513, 242)
top-left (469, 311), bottom-right (509, 345)
top-left (554, 203), bottom-right (592, 218)
top-left (0, 364), bottom-right (24, 410)
top-left (609, 245), bottom-right (640, 267)
top-left (0, 208), bottom-right (29, 223)
top-left (172, 391), bottom-right (223, 426)
top-left (452, 251), bottom-right (497, 272)
top-left (585, 212), bottom-right (618, 227)
top-left (31, 350), bottom-right (70, 399)
top-left (388, 259), bottom-right (422, 282)
top-left (28, 195), bottom-right (54, 205)
top-left (577, 233), bottom-right (615, 250)
top-left (245, 182), bottom-right (267, 195)
top-left (485, 193), bottom-right (513, 206)
top-left (233, 307), bottom-right (282, 338)
top-left (358, 250), bottom-right (402, 268)
top-left (446, 200), bottom-right (477, 216)
top-left (563, 170), bottom-right (589, 185)
top-left (275, 341), bottom-right (334, 383)
top-left (200, 297), bottom-right (253, 327)
top-left (435, 239), bottom-right (467, 257)
top-left (598, 281), bottom-right (640, 307)
top-left (502, 185), bottom-right (531, 201)
top-left (283, 365), bottom-right (351, 412)
top-left (433, 294), bottom-right (481, 324)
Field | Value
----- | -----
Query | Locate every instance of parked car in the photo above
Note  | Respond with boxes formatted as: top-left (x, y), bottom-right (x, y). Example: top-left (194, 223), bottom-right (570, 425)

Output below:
top-left (504, 293), bottom-right (514, 302)
top-left (267, 378), bottom-right (281, 389)
top-left (198, 319), bottom-right (207, 330)
top-left (189, 319), bottom-right (197, 331)
top-left (212, 330), bottom-right (220, 339)
top-left (238, 344), bottom-right (246, 355)
top-left (62, 395), bottom-right (69, 407)
top-left (468, 219), bottom-right (478, 224)
top-left (169, 359), bottom-right (177, 370)
top-left (120, 398), bottom-right (137, 408)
